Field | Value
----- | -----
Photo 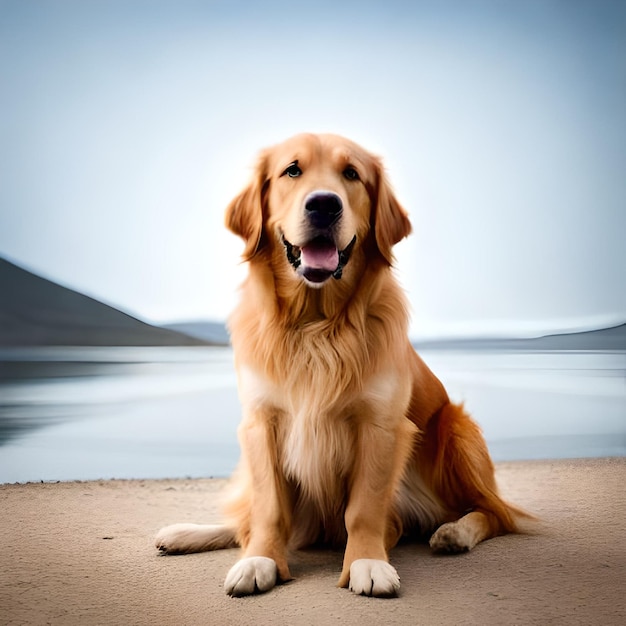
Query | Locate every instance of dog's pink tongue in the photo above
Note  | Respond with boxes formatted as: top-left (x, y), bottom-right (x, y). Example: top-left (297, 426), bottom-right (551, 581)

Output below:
top-left (301, 240), bottom-right (339, 271)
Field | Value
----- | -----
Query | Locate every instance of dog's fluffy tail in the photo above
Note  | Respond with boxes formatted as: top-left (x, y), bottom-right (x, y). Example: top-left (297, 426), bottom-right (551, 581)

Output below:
top-left (155, 523), bottom-right (238, 554)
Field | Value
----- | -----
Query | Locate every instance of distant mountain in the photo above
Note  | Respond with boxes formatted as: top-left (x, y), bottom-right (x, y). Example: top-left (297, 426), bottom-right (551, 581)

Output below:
top-left (163, 319), bottom-right (626, 351)
top-left (413, 323), bottom-right (626, 352)
top-left (163, 321), bottom-right (230, 346)
top-left (0, 257), bottom-right (209, 347)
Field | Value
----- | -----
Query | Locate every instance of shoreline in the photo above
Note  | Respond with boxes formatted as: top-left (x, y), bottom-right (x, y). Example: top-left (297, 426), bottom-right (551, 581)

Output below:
top-left (1, 458), bottom-right (625, 625)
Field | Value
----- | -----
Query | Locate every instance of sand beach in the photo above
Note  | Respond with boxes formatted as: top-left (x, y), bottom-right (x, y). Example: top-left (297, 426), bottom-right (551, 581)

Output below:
top-left (1, 458), bottom-right (625, 625)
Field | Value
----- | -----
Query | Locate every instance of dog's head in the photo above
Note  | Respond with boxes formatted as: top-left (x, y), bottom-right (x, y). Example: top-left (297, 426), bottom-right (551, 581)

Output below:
top-left (226, 133), bottom-right (411, 287)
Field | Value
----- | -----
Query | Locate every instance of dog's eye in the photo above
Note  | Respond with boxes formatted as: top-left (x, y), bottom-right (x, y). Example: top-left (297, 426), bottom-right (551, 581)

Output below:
top-left (282, 162), bottom-right (302, 178)
top-left (343, 166), bottom-right (359, 181)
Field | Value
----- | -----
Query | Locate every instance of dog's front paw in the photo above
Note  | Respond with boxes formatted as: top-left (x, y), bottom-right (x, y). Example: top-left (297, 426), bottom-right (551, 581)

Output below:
top-left (224, 557), bottom-right (278, 597)
top-left (429, 521), bottom-right (473, 553)
top-left (349, 559), bottom-right (400, 597)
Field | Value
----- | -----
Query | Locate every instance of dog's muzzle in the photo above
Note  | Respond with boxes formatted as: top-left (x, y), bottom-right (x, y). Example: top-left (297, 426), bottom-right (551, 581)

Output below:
top-left (281, 234), bottom-right (357, 284)
top-left (280, 190), bottom-right (356, 285)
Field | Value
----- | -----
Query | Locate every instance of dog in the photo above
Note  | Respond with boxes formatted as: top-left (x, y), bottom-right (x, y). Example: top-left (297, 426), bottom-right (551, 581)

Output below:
top-left (155, 133), bottom-right (529, 597)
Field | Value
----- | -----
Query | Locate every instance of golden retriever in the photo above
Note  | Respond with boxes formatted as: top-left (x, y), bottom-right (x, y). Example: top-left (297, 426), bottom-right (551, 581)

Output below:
top-left (155, 133), bottom-right (528, 597)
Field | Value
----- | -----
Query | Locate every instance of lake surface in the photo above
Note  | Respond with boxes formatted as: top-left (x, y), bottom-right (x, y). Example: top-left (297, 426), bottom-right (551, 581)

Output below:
top-left (0, 346), bottom-right (624, 483)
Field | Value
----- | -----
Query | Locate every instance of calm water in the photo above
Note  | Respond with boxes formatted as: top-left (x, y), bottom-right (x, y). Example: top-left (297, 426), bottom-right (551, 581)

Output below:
top-left (0, 346), bottom-right (624, 483)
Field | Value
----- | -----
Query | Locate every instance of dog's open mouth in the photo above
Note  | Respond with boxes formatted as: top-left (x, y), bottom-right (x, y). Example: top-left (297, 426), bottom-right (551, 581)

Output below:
top-left (281, 234), bottom-right (357, 284)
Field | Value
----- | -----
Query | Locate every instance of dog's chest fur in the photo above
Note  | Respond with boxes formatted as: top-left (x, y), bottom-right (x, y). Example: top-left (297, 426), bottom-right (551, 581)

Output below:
top-left (238, 333), bottom-right (409, 528)
top-left (239, 362), bottom-right (358, 508)
top-left (233, 306), bottom-right (404, 520)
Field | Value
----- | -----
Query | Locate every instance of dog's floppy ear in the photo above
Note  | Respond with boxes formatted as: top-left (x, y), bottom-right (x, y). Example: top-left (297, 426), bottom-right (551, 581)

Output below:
top-left (225, 152), bottom-right (269, 261)
top-left (373, 161), bottom-right (412, 265)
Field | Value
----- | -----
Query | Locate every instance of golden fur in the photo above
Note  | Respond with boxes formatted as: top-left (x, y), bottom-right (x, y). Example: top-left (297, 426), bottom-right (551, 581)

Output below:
top-left (156, 133), bottom-right (529, 597)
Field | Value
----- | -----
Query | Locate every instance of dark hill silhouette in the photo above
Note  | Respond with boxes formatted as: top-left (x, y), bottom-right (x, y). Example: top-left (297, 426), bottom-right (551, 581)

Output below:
top-left (1, 256), bottom-right (623, 350)
top-left (0, 257), bottom-right (209, 347)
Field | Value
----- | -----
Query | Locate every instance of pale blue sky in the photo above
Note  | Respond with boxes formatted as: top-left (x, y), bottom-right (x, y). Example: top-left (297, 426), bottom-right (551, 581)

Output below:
top-left (1, 0), bottom-right (624, 338)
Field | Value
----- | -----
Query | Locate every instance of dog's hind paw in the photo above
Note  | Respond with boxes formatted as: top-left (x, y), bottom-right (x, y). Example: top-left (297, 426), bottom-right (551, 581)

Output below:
top-left (429, 521), bottom-right (473, 553)
top-left (349, 559), bottom-right (400, 597)
top-left (224, 557), bottom-right (278, 597)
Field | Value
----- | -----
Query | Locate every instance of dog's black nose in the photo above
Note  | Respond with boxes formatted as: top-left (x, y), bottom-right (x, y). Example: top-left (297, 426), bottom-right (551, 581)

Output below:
top-left (304, 191), bottom-right (343, 229)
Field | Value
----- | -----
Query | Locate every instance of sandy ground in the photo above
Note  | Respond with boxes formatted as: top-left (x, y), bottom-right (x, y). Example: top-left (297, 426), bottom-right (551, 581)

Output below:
top-left (1, 458), bottom-right (625, 625)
